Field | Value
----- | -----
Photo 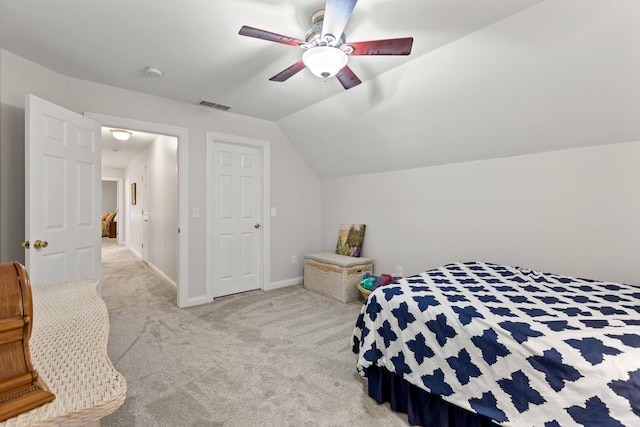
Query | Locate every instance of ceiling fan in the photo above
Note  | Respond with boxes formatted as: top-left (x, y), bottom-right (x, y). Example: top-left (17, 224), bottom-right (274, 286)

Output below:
top-left (238, 0), bottom-right (413, 90)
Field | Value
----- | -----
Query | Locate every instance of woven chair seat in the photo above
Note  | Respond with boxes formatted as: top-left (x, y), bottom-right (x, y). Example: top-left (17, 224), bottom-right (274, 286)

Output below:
top-left (1, 280), bottom-right (126, 426)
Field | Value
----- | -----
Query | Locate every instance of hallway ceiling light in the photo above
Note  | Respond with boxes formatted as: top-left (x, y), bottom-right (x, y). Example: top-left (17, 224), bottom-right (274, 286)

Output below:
top-left (110, 129), bottom-right (132, 141)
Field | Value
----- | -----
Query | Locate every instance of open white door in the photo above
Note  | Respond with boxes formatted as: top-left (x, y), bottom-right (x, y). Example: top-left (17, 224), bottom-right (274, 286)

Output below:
top-left (25, 94), bottom-right (102, 286)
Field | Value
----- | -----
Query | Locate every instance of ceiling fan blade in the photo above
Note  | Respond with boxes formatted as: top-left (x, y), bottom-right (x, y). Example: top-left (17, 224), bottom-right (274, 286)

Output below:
top-left (269, 60), bottom-right (307, 82)
top-left (346, 37), bottom-right (414, 56)
top-left (336, 66), bottom-right (361, 90)
top-left (239, 25), bottom-right (306, 48)
top-left (322, 0), bottom-right (357, 40)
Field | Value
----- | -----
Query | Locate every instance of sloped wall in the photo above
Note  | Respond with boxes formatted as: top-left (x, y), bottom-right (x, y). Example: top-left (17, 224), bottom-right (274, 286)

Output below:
top-left (278, 1), bottom-right (640, 179)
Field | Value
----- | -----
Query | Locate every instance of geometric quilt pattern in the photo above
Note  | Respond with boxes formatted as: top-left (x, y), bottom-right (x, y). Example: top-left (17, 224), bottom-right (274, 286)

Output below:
top-left (353, 262), bottom-right (640, 426)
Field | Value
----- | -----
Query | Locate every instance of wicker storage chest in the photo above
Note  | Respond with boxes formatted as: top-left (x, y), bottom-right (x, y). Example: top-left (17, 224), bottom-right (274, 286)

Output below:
top-left (304, 252), bottom-right (373, 303)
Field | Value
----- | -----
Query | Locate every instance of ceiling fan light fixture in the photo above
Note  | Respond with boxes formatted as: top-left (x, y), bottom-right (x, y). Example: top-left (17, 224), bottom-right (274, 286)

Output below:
top-left (302, 46), bottom-right (347, 79)
top-left (110, 129), bottom-right (132, 141)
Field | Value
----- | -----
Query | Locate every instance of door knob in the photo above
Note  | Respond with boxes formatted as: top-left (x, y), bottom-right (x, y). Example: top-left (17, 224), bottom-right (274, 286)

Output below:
top-left (21, 241), bottom-right (30, 249)
top-left (33, 240), bottom-right (48, 249)
top-left (254, 223), bottom-right (261, 229)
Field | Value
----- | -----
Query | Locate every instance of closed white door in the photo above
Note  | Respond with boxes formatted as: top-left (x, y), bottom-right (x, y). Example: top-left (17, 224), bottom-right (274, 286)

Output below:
top-left (25, 94), bottom-right (102, 286)
top-left (208, 142), bottom-right (262, 297)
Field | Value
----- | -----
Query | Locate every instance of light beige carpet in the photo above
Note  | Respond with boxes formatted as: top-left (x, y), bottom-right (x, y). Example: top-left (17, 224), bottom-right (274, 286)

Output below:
top-left (100, 239), bottom-right (408, 426)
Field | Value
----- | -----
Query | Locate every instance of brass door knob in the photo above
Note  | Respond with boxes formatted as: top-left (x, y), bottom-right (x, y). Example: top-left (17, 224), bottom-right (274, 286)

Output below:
top-left (254, 223), bottom-right (261, 229)
top-left (21, 241), bottom-right (30, 249)
top-left (33, 240), bottom-right (49, 249)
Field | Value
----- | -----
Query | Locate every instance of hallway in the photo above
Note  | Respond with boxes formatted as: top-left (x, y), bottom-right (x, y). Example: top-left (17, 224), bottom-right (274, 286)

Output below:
top-left (101, 238), bottom-right (177, 306)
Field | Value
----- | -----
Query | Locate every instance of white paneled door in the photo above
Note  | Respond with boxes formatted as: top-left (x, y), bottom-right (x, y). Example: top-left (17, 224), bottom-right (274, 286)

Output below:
top-left (25, 94), bottom-right (102, 286)
top-left (209, 142), bottom-right (262, 297)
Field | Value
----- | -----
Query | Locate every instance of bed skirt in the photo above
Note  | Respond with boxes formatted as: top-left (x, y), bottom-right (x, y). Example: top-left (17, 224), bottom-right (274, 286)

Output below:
top-left (366, 366), bottom-right (500, 427)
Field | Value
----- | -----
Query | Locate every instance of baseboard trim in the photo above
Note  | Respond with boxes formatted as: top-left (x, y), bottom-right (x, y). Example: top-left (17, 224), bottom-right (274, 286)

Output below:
top-left (127, 246), bottom-right (142, 259)
top-left (124, 245), bottom-right (177, 289)
top-left (183, 295), bottom-right (213, 307)
top-left (146, 261), bottom-right (177, 288)
top-left (266, 276), bottom-right (303, 291)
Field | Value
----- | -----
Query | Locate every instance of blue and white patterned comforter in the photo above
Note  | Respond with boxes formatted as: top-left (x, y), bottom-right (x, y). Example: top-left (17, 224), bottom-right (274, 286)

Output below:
top-left (353, 262), bottom-right (640, 426)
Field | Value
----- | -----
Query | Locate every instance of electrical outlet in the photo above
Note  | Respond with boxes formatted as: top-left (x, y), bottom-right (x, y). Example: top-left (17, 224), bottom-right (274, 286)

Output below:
top-left (396, 266), bottom-right (404, 276)
top-left (292, 255), bottom-right (298, 264)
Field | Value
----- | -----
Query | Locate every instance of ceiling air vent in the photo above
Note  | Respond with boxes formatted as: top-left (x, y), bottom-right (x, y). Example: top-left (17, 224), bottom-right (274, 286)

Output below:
top-left (198, 100), bottom-right (231, 111)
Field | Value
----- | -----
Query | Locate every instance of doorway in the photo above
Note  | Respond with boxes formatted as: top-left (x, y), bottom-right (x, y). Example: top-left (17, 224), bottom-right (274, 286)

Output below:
top-left (101, 132), bottom-right (176, 280)
top-left (88, 113), bottom-right (190, 308)
top-left (101, 178), bottom-right (122, 243)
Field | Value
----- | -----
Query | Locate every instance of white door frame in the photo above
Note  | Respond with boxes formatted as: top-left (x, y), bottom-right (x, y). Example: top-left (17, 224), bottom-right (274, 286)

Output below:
top-left (86, 113), bottom-right (190, 307)
top-left (205, 131), bottom-right (270, 301)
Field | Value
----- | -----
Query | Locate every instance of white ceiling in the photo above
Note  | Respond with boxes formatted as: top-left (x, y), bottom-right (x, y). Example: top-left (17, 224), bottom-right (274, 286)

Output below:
top-left (101, 128), bottom-right (157, 169)
top-left (0, 0), bottom-right (542, 121)
top-left (1, 1), bottom-right (638, 179)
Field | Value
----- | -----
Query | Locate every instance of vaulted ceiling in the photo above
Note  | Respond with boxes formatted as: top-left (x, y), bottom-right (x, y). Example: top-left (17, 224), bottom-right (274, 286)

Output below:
top-left (1, 0), bottom-right (638, 178)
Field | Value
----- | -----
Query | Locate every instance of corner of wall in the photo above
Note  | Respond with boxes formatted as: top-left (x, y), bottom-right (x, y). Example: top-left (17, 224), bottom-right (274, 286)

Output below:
top-left (0, 51), bottom-right (27, 264)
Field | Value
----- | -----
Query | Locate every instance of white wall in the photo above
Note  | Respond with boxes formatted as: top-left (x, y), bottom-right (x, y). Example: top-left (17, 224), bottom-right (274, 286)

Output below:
top-left (125, 135), bottom-right (179, 282)
top-left (148, 135), bottom-right (178, 283)
top-left (102, 166), bottom-right (124, 179)
top-left (125, 145), bottom-right (148, 260)
top-left (0, 49), bottom-right (322, 300)
top-left (102, 181), bottom-right (117, 213)
top-left (322, 140), bottom-right (640, 286)
top-left (0, 50), bottom-right (25, 262)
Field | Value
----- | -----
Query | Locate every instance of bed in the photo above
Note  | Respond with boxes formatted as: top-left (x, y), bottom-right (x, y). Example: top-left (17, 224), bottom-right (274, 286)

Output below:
top-left (352, 261), bottom-right (640, 426)
top-left (101, 210), bottom-right (117, 237)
